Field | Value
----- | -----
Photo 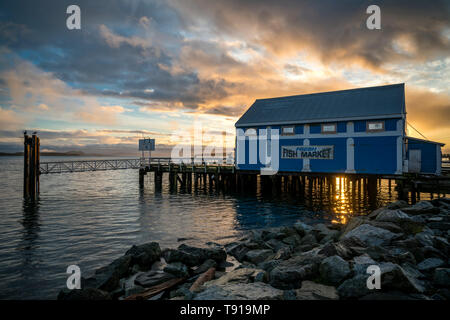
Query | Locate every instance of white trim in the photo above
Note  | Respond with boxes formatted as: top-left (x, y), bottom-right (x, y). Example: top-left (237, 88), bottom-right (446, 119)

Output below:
top-left (345, 138), bottom-right (355, 173)
top-left (235, 114), bottom-right (404, 127)
top-left (277, 130), bottom-right (402, 140)
top-left (302, 139), bottom-right (311, 172)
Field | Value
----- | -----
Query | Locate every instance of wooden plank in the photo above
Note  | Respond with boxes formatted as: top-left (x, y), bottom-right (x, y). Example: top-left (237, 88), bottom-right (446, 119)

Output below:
top-left (189, 267), bottom-right (215, 292)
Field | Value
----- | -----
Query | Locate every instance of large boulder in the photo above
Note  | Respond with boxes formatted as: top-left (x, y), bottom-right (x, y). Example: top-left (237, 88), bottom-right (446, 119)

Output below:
top-left (295, 281), bottom-right (339, 300)
top-left (225, 242), bottom-right (250, 262)
top-left (84, 255), bottom-right (132, 292)
top-left (293, 221), bottom-right (313, 237)
top-left (125, 242), bottom-right (161, 270)
top-left (319, 255), bottom-right (351, 285)
top-left (269, 263), bottom-right (317, 289)
top-left (342, 224), bottom-right (398, 247)
top-left (379, 262), bottom-right (425, 293)
top-left (178, 243), bottom-right (227, 263)
top-left (352, 254), bottom-right (377, 275)
top-left (195, 282), bottom-right (284, 300)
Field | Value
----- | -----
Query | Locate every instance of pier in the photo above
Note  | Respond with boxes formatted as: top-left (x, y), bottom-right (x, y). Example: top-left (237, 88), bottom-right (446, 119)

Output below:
top-left (24, 134), bottom-right (450, 204)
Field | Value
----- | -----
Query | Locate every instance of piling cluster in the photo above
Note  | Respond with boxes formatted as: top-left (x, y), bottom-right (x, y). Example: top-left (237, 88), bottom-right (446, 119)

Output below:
top-left (58, 198), bottom-right (450, 300)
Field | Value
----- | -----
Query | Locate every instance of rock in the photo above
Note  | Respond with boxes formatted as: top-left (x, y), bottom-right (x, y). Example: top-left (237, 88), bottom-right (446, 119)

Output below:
top-left (282, 234), bottom-right (302, 247)
top-left (273, 246), bottom-right (292, 260)
top-left (164, 249), bottom-right (202, 267)
top-left (193, 259), bottom-right (217, 276)
top-left (296, 281), bottom-right (339, 300)
top-left (178, 243), bottom-right (227, 263)
top-left (293, 221), bottom-right (312, 237)
top-left (257, 260), bottom-right (281, 272)
top-left (87, 255), bottom-right (132, 292)
top-left (386, 200), bottom-right (409, 210)
top-left (163, 262), bottom-right (189, 278)
top-left (134, 271), bottom-right (176, 287)
top-left (125, 242), bottom-right (161, 270)
top-left (225, 242), bottom-right (250, 262)
top-left (352, 254), bottom-right (377, 275)
top-left (433, 268), bottom-right (450, 287)
top-left (58, 288), bottom-right (112, 300)
top-left (383, 247), bottom-right (417, 265)
top-left (283, 290), bottom-right (297, 300)
top-left (360, 292), bottom-right (429, 300)
top-left (417, 258), bottom-right (445, 272)
top-left (269, 263), bottom-right (317, 289)
top-left (120, 272), bottom-right (146, 297)
top-left (340, 217), bottom-right (366, 238)
top-left (337, 274), bottom-right (372, 299)
top-left (206, 268), bottom-right (264, 286)
top-left (369, 221), bottom-right (404, 234)
top-left (254, 271), bottom-right (267, 282)
top-left (375, 209), bottom-right (412, 223)
top-left (299, 233), bottom-right (317, 246)
top-left (311, 223), bottom-right (337, 242)
top-left (415, 232), bottom-right (434, 247)
top-left (342, 224), bottom-right (398, 247)
top-left (195, 282), bottom-right (284, 300)
top-left (319, 255), bottom-right (351, 285)
top-left (428, 222), bottom-right (450, 231)
top-left (401, 201), bottom-right (439, 215)
top-left (319, 241), bottom-right (357, 259)
top-left (379, 262), bottom-right (425, 293)
top-left (245, 249), bottom-right (274, 264)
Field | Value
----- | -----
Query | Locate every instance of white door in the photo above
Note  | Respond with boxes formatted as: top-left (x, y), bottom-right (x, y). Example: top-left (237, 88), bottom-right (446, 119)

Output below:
top-left (409, 149), bottom-right (421, 173)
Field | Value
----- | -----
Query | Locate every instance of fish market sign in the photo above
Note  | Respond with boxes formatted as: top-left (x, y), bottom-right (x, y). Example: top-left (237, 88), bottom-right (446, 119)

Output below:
top-left (281, 145), bottom-right (334, 160)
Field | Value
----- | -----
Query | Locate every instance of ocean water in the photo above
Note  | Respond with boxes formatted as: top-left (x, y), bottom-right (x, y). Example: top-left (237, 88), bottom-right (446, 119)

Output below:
top-left (0, 156), bottom-right (437, 299)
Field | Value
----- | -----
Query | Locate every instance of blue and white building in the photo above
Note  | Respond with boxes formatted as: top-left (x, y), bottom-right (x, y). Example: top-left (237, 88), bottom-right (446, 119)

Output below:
top-left (235, 84), bottom-right (444, 175)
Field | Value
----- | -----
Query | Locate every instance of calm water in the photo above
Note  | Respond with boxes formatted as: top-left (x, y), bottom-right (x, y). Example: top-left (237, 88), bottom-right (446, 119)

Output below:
top-left (0, 156), bottom-right (432, 299)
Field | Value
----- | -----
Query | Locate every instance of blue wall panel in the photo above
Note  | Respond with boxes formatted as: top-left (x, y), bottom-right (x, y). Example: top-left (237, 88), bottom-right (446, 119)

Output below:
top-left (354, 136), bottom-right (397, 174)
top-left (407, 140), bottom-right (437, 174)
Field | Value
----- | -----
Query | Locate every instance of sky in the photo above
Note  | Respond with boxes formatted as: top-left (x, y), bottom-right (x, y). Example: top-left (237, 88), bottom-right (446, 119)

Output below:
top-left (0, 0), bottom-right (449, 155)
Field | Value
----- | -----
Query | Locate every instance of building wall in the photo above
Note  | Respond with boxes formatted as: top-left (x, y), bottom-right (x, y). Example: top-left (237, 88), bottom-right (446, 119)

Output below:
top-left (406, 138), bottom-right (441, 174)
top-left (236, 118), bottom-right (404, 175)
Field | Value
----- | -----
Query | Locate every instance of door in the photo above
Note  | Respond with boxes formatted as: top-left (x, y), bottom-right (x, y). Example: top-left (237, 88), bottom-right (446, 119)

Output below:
top-left (409, 149), bottom-right (421, 173)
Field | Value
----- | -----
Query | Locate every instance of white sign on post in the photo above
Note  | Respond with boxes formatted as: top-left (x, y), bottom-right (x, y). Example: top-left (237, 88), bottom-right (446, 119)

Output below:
top-left (139, 139), bottom-right (155, 151)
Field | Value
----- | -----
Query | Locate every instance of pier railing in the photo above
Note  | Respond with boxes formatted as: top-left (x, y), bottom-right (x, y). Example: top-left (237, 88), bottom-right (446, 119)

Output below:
top-left (39, 157), bottom-right (232, 174)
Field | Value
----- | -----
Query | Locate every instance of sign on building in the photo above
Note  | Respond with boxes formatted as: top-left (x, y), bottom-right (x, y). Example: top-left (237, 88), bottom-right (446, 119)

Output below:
top-left (139, 138), bottom-right (155, 151)
top-left (281, 145), bottom-right (334, 160)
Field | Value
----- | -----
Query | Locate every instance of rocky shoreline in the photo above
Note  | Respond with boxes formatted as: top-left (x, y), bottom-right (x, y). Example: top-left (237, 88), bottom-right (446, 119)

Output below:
top-left (58, 199), bottom-right (450, 300)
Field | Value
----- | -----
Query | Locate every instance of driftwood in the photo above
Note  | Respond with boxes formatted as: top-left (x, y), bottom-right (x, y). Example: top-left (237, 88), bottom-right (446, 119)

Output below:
top-left (189, 267), bottom-right (215, 292)
top-left (124, 277), bottom-right (185, 300)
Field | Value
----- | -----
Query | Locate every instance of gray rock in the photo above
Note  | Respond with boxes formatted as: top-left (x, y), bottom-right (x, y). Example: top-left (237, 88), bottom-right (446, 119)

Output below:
top-left (135, 271), bottom-right (176, 287)
top-left (352, 254), bottom-right (377, 275)
top-left (343, 224), bottom-right (398, 247)
top-left (337, 274), bottom-right (372, 299)
top-left (225, 242), bottom-right (250, 262)
top-left (401, 201), bottom-right (439, 215)
top-left (385, 200), bottom-right (409, 210)
top-left (257, 260), bottom-right (281, 272)
top-left (379, 262), bottom-right (425, 293)
top-left (296, 281), bottom-right (339, 300)
top-left (300, 233), bottom-right (317, 246)
top-left (273, 246), bottom-right (292, 260)
top-left (87, 255), bottom-right (132, 292)
top-left (417, 258), bottom-right (445, 271)
top-left (193, 259), bottom-right (217, 275)
top-left (178, 243), bottom-right (227, 263)
top-left (125, 242), bottom-right (161, 270)
top-left (282, 234), bottom-right (302, 247)
top-left (195, 282), bottom-right (284, 300)
top-left (164, 249), bottom-right (202, 267)
top-left (415, 232), bottom-right (434, 247)
top-left (375, 209), bottom-right (412, 223)
top-left (433, 268), bottom-right (450, 287)
top-left (269, 263), bottom-right (317, 289)
top-left (245, 249), bottom-right (274, 264)
top-left (319, 255), bottom-right (351, 285)
top-left (293, 221), bottom-right (312, 237)
top-left (164, 262), bottom-right (189, 278)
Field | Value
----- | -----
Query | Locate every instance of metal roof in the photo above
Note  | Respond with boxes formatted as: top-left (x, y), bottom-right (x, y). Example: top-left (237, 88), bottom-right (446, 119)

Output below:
top-left (235, 83), bottom-right (406, 127)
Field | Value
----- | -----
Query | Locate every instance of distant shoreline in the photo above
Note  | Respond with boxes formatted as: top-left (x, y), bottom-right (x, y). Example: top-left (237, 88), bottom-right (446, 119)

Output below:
top-left (0, 152), bottom-right (90, 157)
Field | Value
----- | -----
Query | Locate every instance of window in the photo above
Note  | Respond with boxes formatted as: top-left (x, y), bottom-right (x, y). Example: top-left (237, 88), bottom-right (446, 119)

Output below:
top-left (367, 121), bottom-right (385, 132)
top-left (245, 128), bottom-right (257, 136)
top-left (281, 126), bottom-right (295, 135)
top-left (321, 123), bottom-right (337, 133)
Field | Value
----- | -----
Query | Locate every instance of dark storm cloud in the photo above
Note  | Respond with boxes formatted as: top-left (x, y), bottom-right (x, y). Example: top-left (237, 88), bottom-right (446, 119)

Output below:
top-left (0, 0), bottom-right (235, 111)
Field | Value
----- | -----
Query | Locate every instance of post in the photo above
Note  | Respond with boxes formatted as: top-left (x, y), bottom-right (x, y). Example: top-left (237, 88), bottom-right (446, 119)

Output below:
top-left (23, 133), bottom-right (40, 199)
